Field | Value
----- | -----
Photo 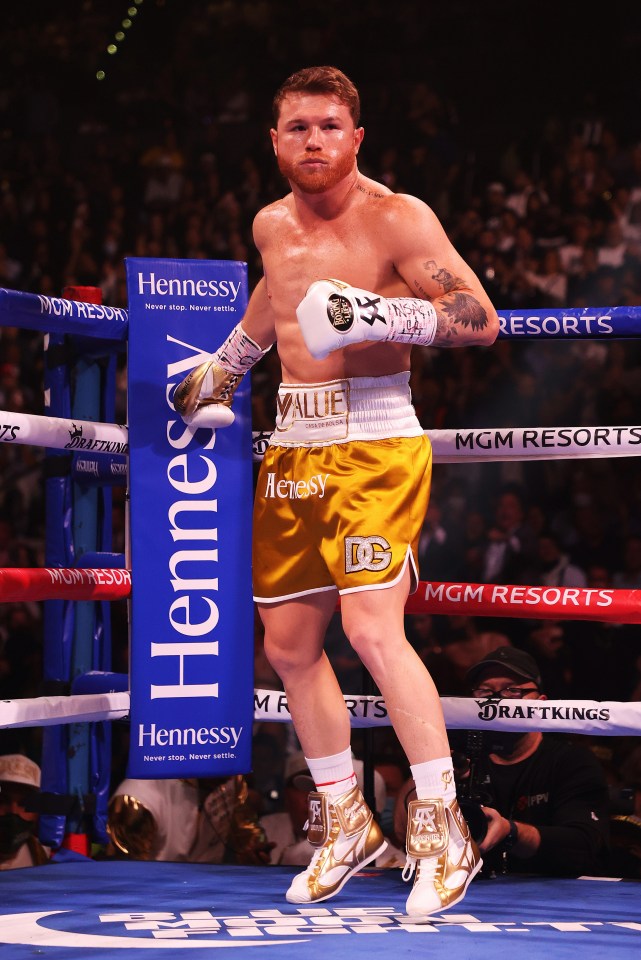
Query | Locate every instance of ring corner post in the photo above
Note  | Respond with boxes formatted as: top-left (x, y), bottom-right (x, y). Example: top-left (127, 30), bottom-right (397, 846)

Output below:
top-left (125, 257), bottom-right (254, 782)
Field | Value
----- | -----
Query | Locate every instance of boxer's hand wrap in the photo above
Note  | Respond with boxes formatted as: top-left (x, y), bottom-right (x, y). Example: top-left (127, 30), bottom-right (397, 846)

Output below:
top-left (173, 323), bottom-right (271, 425)
top-left (296, 279), bottom-right (438, 360)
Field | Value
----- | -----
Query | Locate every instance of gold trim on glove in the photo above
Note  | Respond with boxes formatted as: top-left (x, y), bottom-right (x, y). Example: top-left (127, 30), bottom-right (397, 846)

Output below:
top-left (173, 360), bottom-right (241, 417)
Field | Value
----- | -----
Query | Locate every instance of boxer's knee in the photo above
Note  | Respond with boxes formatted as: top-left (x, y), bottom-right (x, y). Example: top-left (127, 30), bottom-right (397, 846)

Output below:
top-left (263, 631), bottom-right (321, 679)
top-left (343, 614), bottom-right (406, 677)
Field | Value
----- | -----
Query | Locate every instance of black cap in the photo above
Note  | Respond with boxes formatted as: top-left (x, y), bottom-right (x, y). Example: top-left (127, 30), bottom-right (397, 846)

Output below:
top-left (466, 646), bottom-right (541, 688)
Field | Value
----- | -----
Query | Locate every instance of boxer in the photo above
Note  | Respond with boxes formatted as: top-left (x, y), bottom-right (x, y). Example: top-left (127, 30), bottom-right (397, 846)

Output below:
top-left (174, 65), bottom-right (499, 916)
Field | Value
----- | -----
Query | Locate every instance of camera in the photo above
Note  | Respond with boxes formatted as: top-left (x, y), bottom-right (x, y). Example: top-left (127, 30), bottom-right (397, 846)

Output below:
top-left (449, 729), bottom-right (501, 845)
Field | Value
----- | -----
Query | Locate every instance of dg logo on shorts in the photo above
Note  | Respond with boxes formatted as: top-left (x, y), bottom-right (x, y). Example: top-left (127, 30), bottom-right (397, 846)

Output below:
top-left (345, 536), bottom-right (392, 573)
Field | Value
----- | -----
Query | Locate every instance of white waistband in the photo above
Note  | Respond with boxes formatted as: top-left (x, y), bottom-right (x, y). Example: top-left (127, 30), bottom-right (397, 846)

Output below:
top-left (271, 372), bottom-right (423, 446)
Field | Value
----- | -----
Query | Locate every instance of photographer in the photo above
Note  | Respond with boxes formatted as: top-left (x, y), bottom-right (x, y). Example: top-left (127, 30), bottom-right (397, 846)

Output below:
top-left (395, 646), bottom-right (611, 877)
top-left (0, 754), bottom-right (50, 869)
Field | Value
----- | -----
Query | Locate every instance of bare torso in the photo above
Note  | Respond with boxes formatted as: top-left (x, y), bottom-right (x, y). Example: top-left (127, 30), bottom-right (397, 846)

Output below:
top-left (255, 173), bottom-right (413, 383)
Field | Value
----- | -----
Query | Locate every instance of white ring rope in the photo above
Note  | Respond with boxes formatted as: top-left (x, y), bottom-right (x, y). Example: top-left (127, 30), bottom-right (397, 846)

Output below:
top-left (0, 692), bottom-right (130, 728)
top-left (427, 425), bottom-right (641, 462)
top-left (255, 426), bottom-right (641, 463)
top-left (0, 689), bottom-right (638, 736)
top-left (1, 408), bottom-right (640, 463)
top-left (0, 409), bottom-right (128, 455)
top-left (253, 690), bottom-right (641, 736)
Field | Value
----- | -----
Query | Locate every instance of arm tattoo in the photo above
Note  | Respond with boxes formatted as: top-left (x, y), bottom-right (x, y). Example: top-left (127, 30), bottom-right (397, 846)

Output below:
top-left (435, 292), bottom-right (488, 342)
top-left (412, 263), bottom-right (462, 299)
top-left (412, 260), bottom-right (488, 343)
top-left (422, 259), bottom-right (464, 294)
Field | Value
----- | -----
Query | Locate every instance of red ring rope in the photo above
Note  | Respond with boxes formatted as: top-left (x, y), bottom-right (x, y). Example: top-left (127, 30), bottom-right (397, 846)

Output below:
top-left (2, 570), bottom-right (639, 624)
top-left (0, 568), bottom-right (131, 602)
top-left (404, 580), bottom-right (641, 622)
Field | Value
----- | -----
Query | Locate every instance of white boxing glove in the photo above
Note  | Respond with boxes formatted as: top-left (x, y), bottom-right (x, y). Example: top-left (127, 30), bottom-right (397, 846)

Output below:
top-left (296, 279), bottom-right (438, 360)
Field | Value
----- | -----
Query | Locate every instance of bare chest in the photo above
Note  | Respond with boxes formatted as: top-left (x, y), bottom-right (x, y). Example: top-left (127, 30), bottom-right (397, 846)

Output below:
top-left (263, 217), bottom-right (397, 317)
top-left (257, 200), bottom-right (413, 381)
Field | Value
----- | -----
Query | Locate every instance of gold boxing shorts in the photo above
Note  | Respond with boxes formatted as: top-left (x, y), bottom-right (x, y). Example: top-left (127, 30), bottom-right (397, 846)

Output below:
top-left (252, 374), bottom-right (432, 603)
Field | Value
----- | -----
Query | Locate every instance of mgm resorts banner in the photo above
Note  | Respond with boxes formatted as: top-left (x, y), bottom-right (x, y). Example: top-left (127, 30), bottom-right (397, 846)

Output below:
top-left (125, 257), bottom-right (253, 778)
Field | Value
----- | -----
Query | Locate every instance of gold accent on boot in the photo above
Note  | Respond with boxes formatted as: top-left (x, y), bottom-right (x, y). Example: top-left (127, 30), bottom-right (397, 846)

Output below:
top-left (403, 796), bottom-right (482, 917)
top-left (286, 784), bottom-right (387, 904)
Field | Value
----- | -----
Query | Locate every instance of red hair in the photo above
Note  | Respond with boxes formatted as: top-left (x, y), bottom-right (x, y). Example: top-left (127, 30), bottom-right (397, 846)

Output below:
top-left (272, 66), bottom-right (361, 126)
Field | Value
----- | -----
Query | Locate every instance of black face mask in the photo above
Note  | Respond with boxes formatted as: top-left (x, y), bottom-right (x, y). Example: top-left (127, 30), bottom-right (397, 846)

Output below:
top-left (488, 730), bottom-right (526, 756)
top-left (0, 813), bottom-right (33, 856)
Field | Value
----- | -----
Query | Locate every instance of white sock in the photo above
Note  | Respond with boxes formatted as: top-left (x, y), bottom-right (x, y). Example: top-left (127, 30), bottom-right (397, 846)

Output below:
top-left (410, 757), bottom-right (456, 802)
top-left (306, 747), bottom-right (357, 798)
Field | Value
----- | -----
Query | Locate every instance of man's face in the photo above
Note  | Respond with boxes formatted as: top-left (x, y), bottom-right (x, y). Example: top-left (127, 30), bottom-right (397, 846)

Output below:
top-left (469, 671), bottom-right (544, 757)
top-left (0, 783), bottom-right (38, 859)
top-left (270, 93), bottom-right (363, 194)
top-left (471, 671), bottom-right (542, 702)
top-left (0, 784), bottom-right (38, 823)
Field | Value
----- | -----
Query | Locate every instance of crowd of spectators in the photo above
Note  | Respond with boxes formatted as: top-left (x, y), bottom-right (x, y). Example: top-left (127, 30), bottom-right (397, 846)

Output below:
top-left (0, 1), bottom-right (641, 859)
